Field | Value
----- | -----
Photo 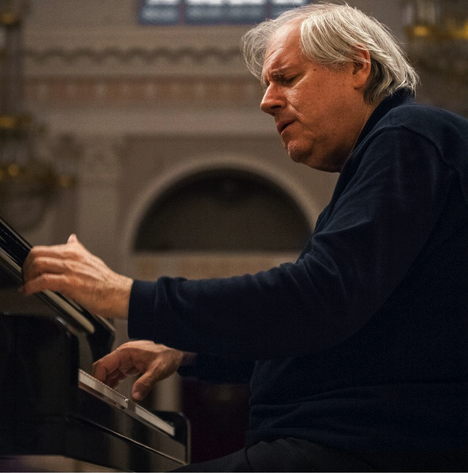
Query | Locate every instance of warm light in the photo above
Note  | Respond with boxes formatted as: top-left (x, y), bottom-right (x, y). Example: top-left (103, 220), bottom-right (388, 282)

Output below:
top-left (411, 25), bottom-right (432, 37)
top-left (403, 0), bottom-right (467, 79)
top-left (0, 115), bottom-right (23, 130)
top-left (0, 3), bottom-right (76, 231)
top-left (0, 12), bottom-right (20, 26)
top-left (57, 175), bottom-right (76, 189)
top-left (455, 21), bottom-right (468, 40)
top-left (7, 164), bottom-right (20, 177)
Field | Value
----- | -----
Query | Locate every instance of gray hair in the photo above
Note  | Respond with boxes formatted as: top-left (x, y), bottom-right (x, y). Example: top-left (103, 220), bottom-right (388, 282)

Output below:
top-left (241, 2), bottom-right (419, 104)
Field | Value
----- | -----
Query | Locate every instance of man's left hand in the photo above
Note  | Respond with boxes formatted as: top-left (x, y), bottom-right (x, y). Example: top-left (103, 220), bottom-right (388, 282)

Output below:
top-left (92, 340), bottom-right (186, 401)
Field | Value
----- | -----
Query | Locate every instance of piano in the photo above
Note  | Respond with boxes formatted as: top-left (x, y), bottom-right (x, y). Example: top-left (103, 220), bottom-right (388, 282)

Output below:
top-left (0, 218), bottom-right (189, 471)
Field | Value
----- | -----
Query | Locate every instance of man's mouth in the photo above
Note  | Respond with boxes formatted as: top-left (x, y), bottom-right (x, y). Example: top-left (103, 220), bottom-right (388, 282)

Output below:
top-left (277, 120), bottom-right (294, 134)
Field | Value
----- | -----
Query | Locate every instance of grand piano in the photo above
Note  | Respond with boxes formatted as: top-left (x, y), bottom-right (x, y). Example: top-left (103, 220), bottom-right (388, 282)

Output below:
top-left (0, 217), bottom-right (189, 471)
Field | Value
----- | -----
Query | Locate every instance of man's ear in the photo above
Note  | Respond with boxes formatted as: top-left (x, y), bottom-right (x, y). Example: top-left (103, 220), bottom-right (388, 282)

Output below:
top-left (351, 47), bottom-right (372, 90)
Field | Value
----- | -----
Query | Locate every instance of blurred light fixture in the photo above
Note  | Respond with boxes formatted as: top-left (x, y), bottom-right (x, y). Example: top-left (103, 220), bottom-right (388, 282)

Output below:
top-left (402, 0), bottom-right (467, 77)
top-left (0, 0), bottom-right (74, 231)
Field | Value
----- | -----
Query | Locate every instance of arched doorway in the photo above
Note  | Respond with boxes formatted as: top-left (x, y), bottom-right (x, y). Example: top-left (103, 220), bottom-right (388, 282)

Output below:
top-left (135, 167), bottom-right (310, 252)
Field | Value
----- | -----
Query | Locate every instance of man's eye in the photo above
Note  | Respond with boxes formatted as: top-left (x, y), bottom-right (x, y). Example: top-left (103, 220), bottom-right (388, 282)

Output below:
top-left (282, 76), bottom-right (297, 85)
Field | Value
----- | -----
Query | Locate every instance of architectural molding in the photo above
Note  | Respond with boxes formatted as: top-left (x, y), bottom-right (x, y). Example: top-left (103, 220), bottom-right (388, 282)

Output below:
top-left (25, 46), bottom-right (242, 65)
top-left (25, 75), bottom-right (262, 107)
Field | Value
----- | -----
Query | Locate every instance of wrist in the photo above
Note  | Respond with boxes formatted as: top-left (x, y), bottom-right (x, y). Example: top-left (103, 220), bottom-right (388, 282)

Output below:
top-left (111, 275), bottom-right (133, 319)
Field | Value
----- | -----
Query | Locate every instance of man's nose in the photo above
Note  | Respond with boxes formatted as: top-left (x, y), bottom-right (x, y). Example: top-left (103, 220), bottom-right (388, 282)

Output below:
top-left (260, 85), bottom-right (285, 115)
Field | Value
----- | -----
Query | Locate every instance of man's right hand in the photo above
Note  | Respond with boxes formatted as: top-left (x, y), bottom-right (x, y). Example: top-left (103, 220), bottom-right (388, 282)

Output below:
top-left (92, 340), bottom-right (190, 401)
top-left (22, 234), bottom-right (132, 319)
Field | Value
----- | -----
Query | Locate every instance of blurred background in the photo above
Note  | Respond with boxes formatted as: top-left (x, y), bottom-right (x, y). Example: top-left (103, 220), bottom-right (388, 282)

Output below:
top-left (0, 0), bottom-right (466, 462)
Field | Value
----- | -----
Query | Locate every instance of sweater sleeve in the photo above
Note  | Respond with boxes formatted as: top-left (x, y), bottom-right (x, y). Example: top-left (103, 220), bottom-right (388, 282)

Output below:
top-left (128, 127), bottom-right (453, 360)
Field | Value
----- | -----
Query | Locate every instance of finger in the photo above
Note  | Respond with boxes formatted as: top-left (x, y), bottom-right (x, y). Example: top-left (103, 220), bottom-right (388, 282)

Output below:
top-left (24, 240), bottom-right (91, 275)
top-left (22, 273), bottom-right (73, 296)
top-left (132, 365), bottom-right (160, 401)
top-left (23, 256), bottom-right (72, 281)
top-left (93, 348), bottom-right (142, 388)
top-left (92, 360), bottom-right (111, 383)
top-left (23, 248), bottom-right (80, 281)
top-left (106, 370), bottom-right (126, 388)
top-left (93, 351), bottom-right (127, 382)
top-left (26, 244), bottom-right (75, 261)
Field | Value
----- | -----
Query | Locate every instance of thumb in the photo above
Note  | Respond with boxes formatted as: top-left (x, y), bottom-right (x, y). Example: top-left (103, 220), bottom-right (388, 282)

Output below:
top-left (67, 233), bottom-right (79, 244)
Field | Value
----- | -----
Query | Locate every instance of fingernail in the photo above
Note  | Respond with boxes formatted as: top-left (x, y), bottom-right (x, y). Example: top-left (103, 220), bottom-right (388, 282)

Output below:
top-left (133, 391), bottom-right (142, 401)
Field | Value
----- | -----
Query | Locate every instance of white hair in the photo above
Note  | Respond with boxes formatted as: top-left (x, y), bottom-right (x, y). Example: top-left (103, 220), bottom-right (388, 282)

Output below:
top-left (241, 2), bottom-right (419, 104)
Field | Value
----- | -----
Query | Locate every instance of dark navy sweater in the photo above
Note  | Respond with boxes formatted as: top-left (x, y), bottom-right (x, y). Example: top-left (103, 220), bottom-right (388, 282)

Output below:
top-left (129, 90), bottom-right (468, 453)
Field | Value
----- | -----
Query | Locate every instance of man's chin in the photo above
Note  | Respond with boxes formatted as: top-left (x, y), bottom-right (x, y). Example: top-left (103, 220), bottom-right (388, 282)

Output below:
top-left (287, 149), bottom-right (339, 172)
top-left (286, 141), bottom-right (327, 167)
top-left (286, 146), bottom-right (309, 164)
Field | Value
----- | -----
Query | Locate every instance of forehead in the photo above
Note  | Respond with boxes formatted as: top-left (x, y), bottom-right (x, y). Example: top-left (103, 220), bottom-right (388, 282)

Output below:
top-left (262, 22), bottom-right (304, 76)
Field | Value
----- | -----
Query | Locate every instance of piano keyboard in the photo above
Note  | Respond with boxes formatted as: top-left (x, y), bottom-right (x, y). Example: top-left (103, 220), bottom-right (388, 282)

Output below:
top-left (78, 369), bottom-right (176, 437)
top-left (79, 369), bottom-right (129, 408)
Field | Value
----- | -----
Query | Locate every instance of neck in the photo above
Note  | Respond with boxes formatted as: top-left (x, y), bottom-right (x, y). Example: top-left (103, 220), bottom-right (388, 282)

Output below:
top-left (341, 100), bottom-right (380, 170)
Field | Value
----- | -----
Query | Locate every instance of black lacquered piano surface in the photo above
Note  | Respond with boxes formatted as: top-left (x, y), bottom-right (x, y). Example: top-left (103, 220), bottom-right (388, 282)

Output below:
top-left (0, 218), bottom-right (189, 472)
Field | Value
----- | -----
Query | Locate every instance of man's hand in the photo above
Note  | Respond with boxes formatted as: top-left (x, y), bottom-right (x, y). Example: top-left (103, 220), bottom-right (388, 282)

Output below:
top-left (92, 340), bottom-right (187, 401)
top-left (22, 234), bottom-right (132, 319)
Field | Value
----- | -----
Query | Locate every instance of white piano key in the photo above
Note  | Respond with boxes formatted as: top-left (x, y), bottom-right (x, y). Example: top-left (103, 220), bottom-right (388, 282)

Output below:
top-left (79, 369), bottom-right (129, 409)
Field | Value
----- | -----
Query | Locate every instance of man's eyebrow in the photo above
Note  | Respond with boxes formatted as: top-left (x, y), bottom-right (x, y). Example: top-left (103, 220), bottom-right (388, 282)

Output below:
top-left (261, 67), bottom-right (289, 87)
top-left (272, 70), bottom-right (288, 80)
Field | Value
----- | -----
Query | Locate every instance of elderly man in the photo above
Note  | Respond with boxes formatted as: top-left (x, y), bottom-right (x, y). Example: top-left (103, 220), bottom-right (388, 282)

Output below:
top-left (23, 2), bottom-right (468, 471)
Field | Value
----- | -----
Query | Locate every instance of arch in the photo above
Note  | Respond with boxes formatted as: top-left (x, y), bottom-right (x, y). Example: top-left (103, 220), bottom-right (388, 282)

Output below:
top-left (134, 167), bottom-right (310, 252)
top-left (120, 154), bottom-right (322, 273)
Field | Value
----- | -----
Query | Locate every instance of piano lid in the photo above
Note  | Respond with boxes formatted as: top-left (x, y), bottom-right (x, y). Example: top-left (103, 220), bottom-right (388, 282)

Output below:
top-left (0, 217), bottom-right (115, 358)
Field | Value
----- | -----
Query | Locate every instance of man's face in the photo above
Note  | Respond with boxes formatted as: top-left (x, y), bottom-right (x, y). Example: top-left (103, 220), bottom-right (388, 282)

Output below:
top-left (261, 22), bottom-right (372, 172)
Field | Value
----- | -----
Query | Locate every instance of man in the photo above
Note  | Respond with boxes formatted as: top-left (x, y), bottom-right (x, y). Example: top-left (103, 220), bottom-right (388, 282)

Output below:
top-left (22, 3), bottom-right (468, 471)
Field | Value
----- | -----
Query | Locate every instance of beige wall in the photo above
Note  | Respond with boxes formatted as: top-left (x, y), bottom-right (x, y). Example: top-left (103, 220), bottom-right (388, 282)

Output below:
top-left (22, 0), bottom-right (465, 250)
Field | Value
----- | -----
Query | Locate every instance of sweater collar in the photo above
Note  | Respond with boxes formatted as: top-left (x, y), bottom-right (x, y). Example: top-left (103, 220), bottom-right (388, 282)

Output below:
top-left (354, 88), bottom-right (414, 150)
top-left (325, 89), bottom-right (414, 212)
